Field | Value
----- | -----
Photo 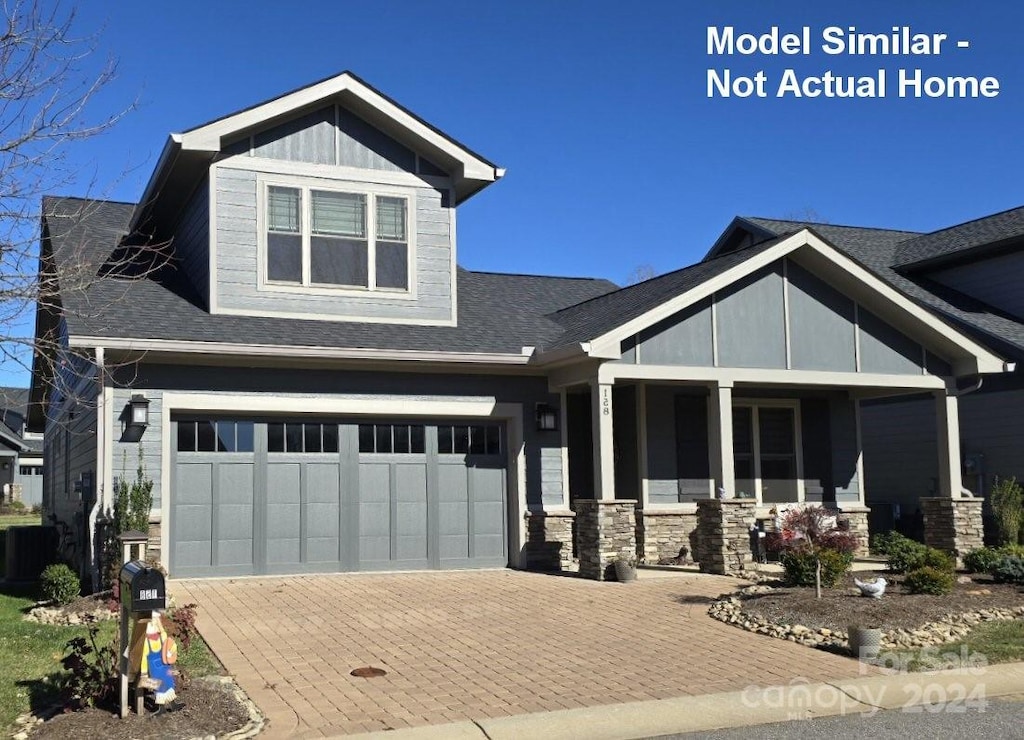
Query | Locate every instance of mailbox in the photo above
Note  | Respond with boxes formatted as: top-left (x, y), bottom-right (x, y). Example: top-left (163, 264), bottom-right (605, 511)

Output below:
top-left (119, 560), bottom-right (166, 613)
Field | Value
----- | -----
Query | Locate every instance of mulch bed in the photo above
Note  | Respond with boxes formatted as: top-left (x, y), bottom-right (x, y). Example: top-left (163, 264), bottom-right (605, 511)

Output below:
top-left (740, 571), bottom-right (1024, 632)
top-left (29, 680), bottom-right (250, 740)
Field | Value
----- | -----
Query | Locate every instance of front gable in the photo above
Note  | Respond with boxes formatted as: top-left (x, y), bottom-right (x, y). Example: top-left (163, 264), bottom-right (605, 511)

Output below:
top-left (596, 231), bottom-right (1006, 378)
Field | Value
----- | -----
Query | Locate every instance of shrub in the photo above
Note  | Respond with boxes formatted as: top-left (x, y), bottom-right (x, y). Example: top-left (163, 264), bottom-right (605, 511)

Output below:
top-left (964, 547), bottom-right (1004, 574)
top-left (919, 547), bottom-right (955, 572)
top-left (991, 476), bottom-right (1024, 546)
top-left (905, 566), bottom-right (956, 595)
top-left (992, 555), bottom-right (1024, 584)
top-left (60, 618), bottom-right (118, 709)
top-left (41, 563), bottom-right (80, 605)
top-left (884, 534), bottom-right (928, 573)
top-left (780, 547), bottom-right (853, 588)
top-left (870, 530), bottom-right (907, 557)
top-left (168, 603), bottom-right (199, 653)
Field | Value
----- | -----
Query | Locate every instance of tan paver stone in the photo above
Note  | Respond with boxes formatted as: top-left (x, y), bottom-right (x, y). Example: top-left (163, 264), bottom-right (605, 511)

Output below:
top-left (175, 570), bottom-right (869, 737)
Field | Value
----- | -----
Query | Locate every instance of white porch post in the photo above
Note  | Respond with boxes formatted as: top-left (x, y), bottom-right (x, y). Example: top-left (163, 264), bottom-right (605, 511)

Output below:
top-left (591, 380), bottom-right (616, 500)
top-left (935, 390), bottom-right (963, 498)
top-left (707, 381), bottom-right (735, 499)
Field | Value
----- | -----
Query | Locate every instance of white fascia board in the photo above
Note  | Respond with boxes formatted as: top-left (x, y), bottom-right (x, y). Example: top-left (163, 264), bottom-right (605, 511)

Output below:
top-left (587, 229), bottom-right (1008, 375)
top-left (604, 363), bottom-right (947, 390)
top-left (68, 335), bottom-right (530, 366)
top-left (531, 342), bottom-right (591, 367)
top-left (177, 73), bottom-right (498, 182)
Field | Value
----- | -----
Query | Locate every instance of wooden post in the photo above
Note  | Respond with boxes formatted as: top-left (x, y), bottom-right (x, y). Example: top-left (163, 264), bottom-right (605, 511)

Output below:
top-left (118, 531), bottom-right (148, 719)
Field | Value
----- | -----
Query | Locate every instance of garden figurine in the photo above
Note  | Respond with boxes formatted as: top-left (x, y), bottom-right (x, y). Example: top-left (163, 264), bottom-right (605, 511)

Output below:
top-left (140, 611), bottom-right (181, 713)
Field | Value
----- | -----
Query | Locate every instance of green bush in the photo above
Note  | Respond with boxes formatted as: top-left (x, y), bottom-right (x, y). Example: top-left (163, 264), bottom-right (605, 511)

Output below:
top-left (919, 547), bottom-right (955, 572)
top-left (992, 556), bottom-right (1024, 584)
top-left (41, 563), bottom-right (80, 605)
top-left (991, 476), bottom-right (1024, 546)
top-left (869, 530), bottom-right (906, 557)
top-left (905, 565), bottom-right (956, 595)
top-left (780, 548), bottom-right (853, 588)
top-left (964, 547), bottom-right (1004, 574)
top-left (884, 534), bottom-right (928, 573)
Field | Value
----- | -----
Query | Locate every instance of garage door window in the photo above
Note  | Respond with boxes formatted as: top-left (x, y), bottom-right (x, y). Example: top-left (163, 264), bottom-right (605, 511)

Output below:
top-left (267, 422), bottom-right (340, 453)
top-left (358, 423), bottom-right (425, 453)
top-left (437, 424), bottom-right (501, 455)
top-left (177, 420), bottom-right (255, 452)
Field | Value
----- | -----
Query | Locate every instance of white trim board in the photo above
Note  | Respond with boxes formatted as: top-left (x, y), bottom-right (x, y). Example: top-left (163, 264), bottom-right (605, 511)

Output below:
top-left (584, 230), bottom-right (1008, 377)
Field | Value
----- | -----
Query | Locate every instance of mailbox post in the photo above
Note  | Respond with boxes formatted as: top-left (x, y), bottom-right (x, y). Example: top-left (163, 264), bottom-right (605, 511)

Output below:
top-left (118, 532), bottom-right (166, 718)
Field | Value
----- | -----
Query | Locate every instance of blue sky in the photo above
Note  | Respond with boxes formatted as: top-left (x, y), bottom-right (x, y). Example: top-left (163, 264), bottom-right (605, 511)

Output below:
top-left (5, 0), bottom-right (1024, 386)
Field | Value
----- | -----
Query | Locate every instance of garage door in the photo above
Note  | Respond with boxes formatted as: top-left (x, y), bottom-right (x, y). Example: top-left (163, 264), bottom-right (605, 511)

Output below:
top-left (171, 418), bottom-right (507, 577)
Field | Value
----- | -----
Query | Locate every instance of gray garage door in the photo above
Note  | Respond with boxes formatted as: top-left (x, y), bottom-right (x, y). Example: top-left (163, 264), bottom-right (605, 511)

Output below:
top-left (171, 418), bottom-right (507, 578)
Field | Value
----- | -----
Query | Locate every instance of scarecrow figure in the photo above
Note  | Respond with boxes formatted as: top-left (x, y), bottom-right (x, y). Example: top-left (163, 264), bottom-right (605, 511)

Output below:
top-left (140, 611), bottom-right (181, 714)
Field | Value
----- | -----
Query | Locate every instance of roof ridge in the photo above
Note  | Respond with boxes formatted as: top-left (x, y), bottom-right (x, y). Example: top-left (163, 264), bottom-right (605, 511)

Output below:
top-left (744, 215), bottom-right (921, 236)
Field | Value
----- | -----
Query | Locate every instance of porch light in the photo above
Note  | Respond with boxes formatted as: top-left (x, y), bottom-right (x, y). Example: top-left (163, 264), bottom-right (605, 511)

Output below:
top-left (535, 403), bottom-right (558, 432)
top-left (128, 394), bottom-right (150, 430)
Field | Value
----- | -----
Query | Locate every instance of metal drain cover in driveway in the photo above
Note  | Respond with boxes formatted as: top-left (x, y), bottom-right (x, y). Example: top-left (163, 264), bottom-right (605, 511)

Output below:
top-left (350, 666), bottom-right (387, 678)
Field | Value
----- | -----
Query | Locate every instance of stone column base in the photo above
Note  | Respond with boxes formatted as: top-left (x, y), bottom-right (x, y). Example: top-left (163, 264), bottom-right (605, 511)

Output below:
top-left (921, 497), bottom-right (984, 564)
top-left (524, 511), bottom-right (576, 572)
top-left (636, 508), bottom-right (699, 565)
top-left (835, 506), bottom-right (871, 558)
top-left (695, 499), bottom-right (757, 576)
top-left (574, 499), bottom-right (638, 581)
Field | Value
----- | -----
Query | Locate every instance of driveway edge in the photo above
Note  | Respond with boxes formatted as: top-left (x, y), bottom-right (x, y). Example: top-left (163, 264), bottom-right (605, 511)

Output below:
top-left (345, 662), bottom-right (1024, 739)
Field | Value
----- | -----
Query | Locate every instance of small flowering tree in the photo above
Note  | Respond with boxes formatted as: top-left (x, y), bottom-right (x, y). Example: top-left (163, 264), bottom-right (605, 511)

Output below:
top-left (766, 506), bottom-right (859, 597)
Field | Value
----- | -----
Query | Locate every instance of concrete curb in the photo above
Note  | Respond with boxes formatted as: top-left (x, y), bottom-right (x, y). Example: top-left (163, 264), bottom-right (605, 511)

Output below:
top-left (344, 662), bottom-right (1024, 740)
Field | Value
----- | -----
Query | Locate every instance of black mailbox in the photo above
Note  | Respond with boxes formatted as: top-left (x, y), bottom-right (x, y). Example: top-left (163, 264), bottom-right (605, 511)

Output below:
top-left (119, 560), bottom-right (166, 612)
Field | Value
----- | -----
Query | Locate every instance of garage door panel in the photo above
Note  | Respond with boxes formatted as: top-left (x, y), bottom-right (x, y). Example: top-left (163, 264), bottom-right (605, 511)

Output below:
top-left (306, 537), bottom-right (339, 563)
top-left (218, 539), bottom-right (254, 567)
top-left (174, 540), bottom-right (213, 569)
top-left (306, 463), bottom-right (340, 504)
top-left (217, 504), bottom-right (253, 540)
top-left (359, 463), bottom-right (390, 502)
top-left (218, 464), bottom-right (254, 505)
top-left (439, 501), bottom-right (469, 537)
top-left (306, 502), bottom-right (340, 538)
top-left (267, 538), bottom-right (300, 564)
top-left (176, 464), bottom-right (213, 505)
top-left (176, 505), bottom-right (213, 543)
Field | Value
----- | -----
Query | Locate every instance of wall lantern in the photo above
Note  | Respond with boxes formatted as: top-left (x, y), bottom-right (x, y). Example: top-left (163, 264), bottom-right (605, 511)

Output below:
top-left (535, 403), bottom-right (558, 432)
top-left (127, 394), bottom-right (150, 430)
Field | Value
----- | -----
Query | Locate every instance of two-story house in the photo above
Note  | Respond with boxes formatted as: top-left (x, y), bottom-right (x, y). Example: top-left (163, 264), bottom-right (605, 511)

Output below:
top-left (0, 387), bottom-right (43, 507)
top-left (31, 72), bottom-right (1012, 586)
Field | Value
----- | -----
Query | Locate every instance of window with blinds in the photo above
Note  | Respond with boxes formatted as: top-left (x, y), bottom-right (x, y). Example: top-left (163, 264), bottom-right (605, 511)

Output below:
top-left (262, 181), bottom-right (410, 292)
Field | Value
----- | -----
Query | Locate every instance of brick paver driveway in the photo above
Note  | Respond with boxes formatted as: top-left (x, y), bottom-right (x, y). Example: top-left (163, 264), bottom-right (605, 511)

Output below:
top-left (175, 570), bottom-right (867, 737)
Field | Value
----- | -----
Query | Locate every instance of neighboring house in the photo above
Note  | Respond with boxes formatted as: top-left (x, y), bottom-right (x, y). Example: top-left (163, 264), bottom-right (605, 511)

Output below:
top-left (29, 71), bottom-right (1009, 584)
top-left (0, 387), bottom-right (43, 507)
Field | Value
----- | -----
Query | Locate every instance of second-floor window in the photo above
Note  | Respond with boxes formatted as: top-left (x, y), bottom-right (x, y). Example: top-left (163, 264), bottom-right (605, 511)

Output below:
top-left (264, 183), bottom-right (410, 291)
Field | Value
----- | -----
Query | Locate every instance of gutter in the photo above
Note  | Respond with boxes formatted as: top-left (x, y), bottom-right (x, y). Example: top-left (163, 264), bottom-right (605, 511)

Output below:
top-left (68, 335), bottom-right (533, 365)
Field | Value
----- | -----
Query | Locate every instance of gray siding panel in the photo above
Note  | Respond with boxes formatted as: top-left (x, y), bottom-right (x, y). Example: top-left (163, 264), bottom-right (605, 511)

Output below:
top-left (174, 176), bottom-right (210, 309)
top-left (637, 299), bottom-right (713, 366)
top-left (645, 386), bottom-right (679, 504)
top-left (930, 251), bottom-right (1024, 320)
top-left (337, 107), bottom-right (416, 172)
top-left (829, 398), bottom-right (861, 501)
top-left (213, 167), bottom-right (454, 322)
top-left (858, 308), bottom-right (923, 375)
top-left (861, 396), bottom-right (937, 514)
top-left (253, 107), bottom-right (336, 165)
top-left (787, 261), bottom-right (856, 372)
top-left (800, 398), bottom-right (831, 503)
top-left (716, 264), bottom-right (787, 369)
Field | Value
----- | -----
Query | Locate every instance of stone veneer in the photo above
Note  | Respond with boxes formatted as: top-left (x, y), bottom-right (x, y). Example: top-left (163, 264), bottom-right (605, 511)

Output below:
top-left (523, 511), bottom-right (576, 572)
top-left (574, 499), bottom-right (637, 580)
top-left (835, 506), bottom-right (870, 558)
top-left (921, 497), bottom-right (984, 564)
top-left (636, 509), bottom-right (700, 564)
top-left (695, 499), bottom-right (757, 576)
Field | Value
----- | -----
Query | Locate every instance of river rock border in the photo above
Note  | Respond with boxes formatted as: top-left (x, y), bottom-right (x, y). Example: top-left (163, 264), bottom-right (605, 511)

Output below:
top-left (708, 586), bottom-right (1024, 652)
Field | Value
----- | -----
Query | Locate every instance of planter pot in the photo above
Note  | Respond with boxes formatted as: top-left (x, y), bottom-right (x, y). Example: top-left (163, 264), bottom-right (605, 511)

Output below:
top-left (848, 626), bottom-right (883, 660)
top-left (614, 560), bottom-right (637, 583)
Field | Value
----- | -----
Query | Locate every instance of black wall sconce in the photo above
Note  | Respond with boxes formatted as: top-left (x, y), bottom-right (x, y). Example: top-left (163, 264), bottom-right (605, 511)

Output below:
top-left (535, 403), bottom-right (558, 432)
top-left (128, 394), bottom-right (150, 430)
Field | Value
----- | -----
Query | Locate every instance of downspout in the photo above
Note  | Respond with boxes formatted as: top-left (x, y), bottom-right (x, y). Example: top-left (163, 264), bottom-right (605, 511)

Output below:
top-left (89, 347), bottom-right (106, 592)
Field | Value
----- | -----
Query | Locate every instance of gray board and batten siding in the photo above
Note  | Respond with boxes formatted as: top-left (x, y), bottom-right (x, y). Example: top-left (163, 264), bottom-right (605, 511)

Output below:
top-left (210, 102), bottom-right (456, 323)
top-left (928, 250), bottom-right (1024, 322)
top-left (107, 363), bottom-right (565, 514)
top-left (172, 174), bottom-right (210, 309)
top-left (619, 257), bottom-right (951, 376)
top-left (643, 386), bottom-right (861, 506)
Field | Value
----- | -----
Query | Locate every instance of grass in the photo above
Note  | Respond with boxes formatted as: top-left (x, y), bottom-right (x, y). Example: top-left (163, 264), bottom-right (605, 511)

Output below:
top-left (903, 620), bottom-right (1024, 671)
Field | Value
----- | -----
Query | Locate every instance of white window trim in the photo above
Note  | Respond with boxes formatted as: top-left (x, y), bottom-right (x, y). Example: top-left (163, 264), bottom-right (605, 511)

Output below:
top-left (255, 172), bottom-right (418, 300)
top-left (733, 398), bottom-right (805, 506)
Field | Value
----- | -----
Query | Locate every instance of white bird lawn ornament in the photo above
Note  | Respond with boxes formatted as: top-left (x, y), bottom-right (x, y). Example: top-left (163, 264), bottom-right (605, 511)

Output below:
top-left (854, 577), bottom-right (888, 599)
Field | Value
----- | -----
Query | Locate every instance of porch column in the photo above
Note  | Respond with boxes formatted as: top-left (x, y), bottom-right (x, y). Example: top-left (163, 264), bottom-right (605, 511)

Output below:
top-left (707, 382), bottom-right (735, 499)
top-left (935, 390), bottom-right (963, 498)
top-left (591, 380), bottom-right (615, 500)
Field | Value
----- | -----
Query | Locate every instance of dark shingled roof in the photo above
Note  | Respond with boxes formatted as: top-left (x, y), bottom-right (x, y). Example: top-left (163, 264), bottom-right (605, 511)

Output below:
top-left (545, 235), bottom-right (790, 351)
top-left (42, 197), bottom-right (618, 356)
top-left (0, 387), bottom-right (35, 452)
top-left (891, 205), bottom-right (1024, 269)
top-left (741, 217), bottom-right (1024, 359)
